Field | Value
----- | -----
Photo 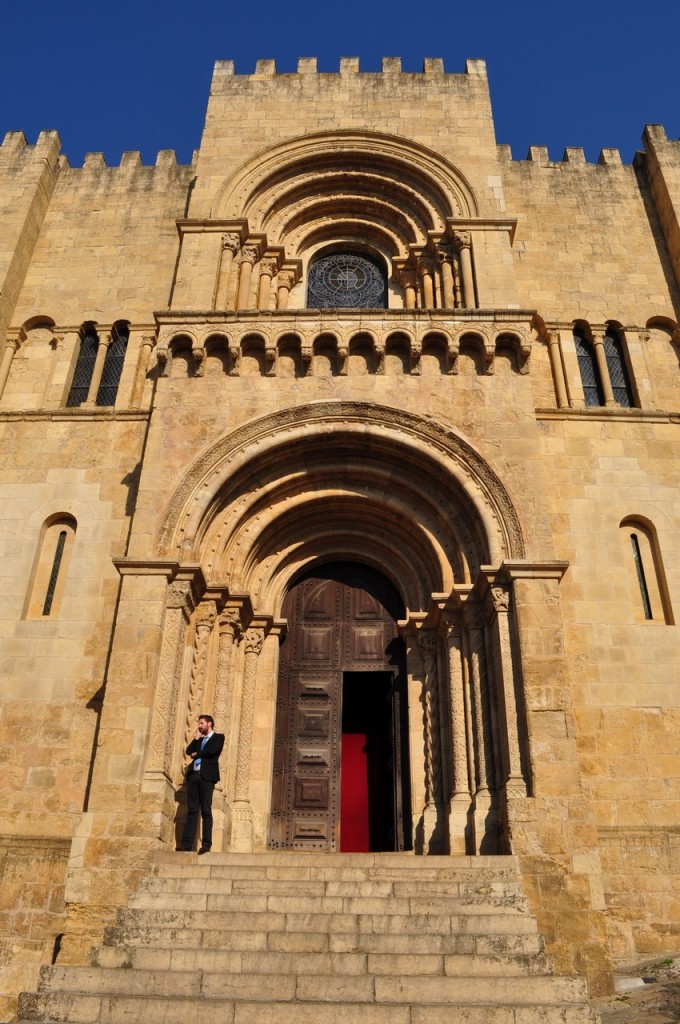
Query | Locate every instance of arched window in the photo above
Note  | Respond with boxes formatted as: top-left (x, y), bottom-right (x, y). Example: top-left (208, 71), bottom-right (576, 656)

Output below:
top-left (604, 327), bottom-right (634, 408)
top-left (573, 329), bottom-right (604, 407)
top-left (96, 322), bottom-right (129, 406)
top-left (66, 325), bottom-right (99, 407)
top-left (619, 517), bottom-right (674, 624)
top-left (24, 515), bottom-right (77, 619)
top-left (307, 251), bottom-right (387, 310)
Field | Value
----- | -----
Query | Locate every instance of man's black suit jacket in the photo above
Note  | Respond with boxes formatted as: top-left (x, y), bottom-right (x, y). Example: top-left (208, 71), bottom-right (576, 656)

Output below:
top-left (185, 732), bottom-right (225, 782)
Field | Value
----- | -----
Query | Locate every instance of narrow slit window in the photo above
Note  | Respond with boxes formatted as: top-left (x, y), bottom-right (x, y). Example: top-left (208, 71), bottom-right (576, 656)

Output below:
top-left (24, 516), bottom-right (77, 619)
top-left (96, 324), bottom-right (129, 406)
top-left (66, 328), bottom-right (99, 407)
top-left (604, 329), bottom-right (634, 407)
top-left (573, 330), bottom-right (604, 407)
top-left (42, 530), bottom-right (67, 616)
top-left (630, 533), bottom-right (653, 620)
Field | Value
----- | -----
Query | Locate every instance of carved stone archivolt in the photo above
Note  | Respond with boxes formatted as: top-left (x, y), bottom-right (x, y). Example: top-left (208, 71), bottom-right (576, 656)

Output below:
top-left (156, 403), bottom-right (525, 581)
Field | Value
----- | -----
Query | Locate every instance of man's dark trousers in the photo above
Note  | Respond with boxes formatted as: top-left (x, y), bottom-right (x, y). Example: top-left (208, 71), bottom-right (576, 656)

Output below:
top-left (182, 771), bottom-right (215, 850)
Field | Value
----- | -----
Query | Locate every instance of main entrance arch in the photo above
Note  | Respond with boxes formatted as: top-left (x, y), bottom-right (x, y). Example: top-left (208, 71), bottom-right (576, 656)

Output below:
top-left (148, 402), bottom-right (534, 857)
top-left (269, 562), bottom-right (411, 853)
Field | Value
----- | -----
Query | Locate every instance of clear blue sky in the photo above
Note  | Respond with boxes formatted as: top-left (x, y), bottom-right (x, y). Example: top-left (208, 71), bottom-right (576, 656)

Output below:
top-left (2, 0), bottom-right (679, 167)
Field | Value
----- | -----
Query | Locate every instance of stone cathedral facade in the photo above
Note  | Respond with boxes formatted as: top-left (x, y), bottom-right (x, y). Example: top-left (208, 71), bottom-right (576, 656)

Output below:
top-left (2, 56), bottom-right (680, 1017)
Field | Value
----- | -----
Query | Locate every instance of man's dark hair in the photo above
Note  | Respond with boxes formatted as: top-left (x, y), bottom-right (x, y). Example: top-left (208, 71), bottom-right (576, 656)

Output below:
top-left (198, 714), bottom-right (214, 727)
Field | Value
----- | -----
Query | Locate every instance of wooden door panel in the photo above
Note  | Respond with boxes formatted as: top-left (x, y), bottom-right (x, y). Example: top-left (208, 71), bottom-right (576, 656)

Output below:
top-left (270, 569), bottom-right (407, 851)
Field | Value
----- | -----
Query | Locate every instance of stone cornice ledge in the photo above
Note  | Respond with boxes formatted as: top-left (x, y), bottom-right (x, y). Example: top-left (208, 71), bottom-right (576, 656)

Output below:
top-left (536, 408), bottom-right (677, 423)
top-left (0, 409), bottom-right (150, 422)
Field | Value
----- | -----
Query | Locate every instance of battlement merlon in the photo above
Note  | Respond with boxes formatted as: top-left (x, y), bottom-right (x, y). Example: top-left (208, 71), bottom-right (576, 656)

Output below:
top-left (211, 57), bottom-right (488, 79)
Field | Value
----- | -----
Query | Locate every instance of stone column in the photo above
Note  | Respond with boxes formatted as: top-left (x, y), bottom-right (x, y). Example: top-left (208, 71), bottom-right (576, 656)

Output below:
top-left (84, 332), bottom-right (111, 406)
top-left (230, 626), bottom-right (265, 850)
top-left (0, 336), bottom-right (20, 401)
top-left (236, 246), bottom-right (259, 311)
top-left (214, 233), bottom-right (241, 310)
top-left (400, 269), bottom-right (418, 309)
top-left (545, 332), bottom-right (569, 407)
top-left (129, 334), bottom-right (155, 408)
top-left (418, 255), bottom-right (436, 309)
top-left (145, 579), bottom-right (197, 787)
top-left (276, 270), bottom-right (295, 310)
top-left (592, 328), bottom-right (616, 406)
top-left (182, 602), bottom-right (217, 753)
top-left (464, 600), bottom-right (498, 853)
top-left (444, 617), bottom-right (471, 852)
top-left (453, 231), bottom-right (476, 308)
top-left (436, 246), bottom-right (455, 308)
top-left (417, 629), bottom-right (446, 853)
top-left (485, 583), bottom-right (526, 802)
top-left (257, 257), bottom-right (279, 310)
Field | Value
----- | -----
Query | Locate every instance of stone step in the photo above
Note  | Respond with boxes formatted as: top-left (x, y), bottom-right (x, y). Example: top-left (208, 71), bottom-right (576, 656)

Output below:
top-left (36, 964), bottom-right (588, 1004)
top-left (17, 991), bottom-right (598, 1024)
top-left (94, 943), bottom-right (550, 977)
top-left (127, 890), bottom-right (528, 918)
top-left (138, 874), bottom-right (527, 906)
top-left (114, 906), bottom-right (538, 937)
top-left (103, 922), bottom-right (544, 956)
top-left (152, 853), bottom-right (523, 883)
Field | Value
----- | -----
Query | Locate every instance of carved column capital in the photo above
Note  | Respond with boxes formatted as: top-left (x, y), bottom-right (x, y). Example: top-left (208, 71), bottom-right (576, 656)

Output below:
top-left (452, 230), bottom-right (471, 250)
top-left (166, 579), bottom-right (195, 611)
top-left (277, 270), bottom-right (296, 290)
top-left (195, 600), bottom-right (217, 632)
top-left (243, 626), bottom-right (265, 656)
top-left (260, 257), bottom-right (279, 278)
top-left (419, 628), bottom-right (438, 672)
top-left (222, 232), bottom-right (241, 254)
top-left (241, 245), bottom-right (260, 266)
top-left (417, 255), bottom-right (436, 276)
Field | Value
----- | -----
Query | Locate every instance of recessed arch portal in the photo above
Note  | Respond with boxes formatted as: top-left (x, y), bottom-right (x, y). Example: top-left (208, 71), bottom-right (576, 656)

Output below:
top-left (157, 402), bottom-right (524, 616)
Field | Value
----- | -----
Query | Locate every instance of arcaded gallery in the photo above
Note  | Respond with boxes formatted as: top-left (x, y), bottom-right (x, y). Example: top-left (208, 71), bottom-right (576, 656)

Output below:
top-left (1, 56), bottom-right (680, 1022)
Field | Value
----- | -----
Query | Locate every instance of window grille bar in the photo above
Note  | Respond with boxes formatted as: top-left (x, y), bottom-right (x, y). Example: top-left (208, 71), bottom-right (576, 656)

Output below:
top-left (630, 533), bottom-right (653, 620)
top-left (42, 531), bottom-right (67, 616)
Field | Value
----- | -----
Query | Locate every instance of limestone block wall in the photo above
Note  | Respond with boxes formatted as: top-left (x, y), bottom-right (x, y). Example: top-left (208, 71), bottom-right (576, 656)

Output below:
top-left (10, 151), bottom-right (193, 329)
top-left (0, 132), bottom-right (61, 342)
top-left (191, 58), bottom-right (500, 220)
top-left (499, 147), bottom-right (679, 326)
top-left (0, 412), bottom-right (148, 841)
top-left (537, 413), bottom-right (680, 957)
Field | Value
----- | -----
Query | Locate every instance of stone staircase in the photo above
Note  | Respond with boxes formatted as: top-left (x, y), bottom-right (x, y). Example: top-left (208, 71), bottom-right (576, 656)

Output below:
top-left (17, 852), bottom-right (598, 1024)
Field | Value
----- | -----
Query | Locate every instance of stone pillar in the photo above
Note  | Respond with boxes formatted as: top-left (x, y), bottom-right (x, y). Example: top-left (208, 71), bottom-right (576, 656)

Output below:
top-left (214, 233), bottom-right (241, 310)
top-left (417, 629), bottom-right (446, 853)
top-left (464, 600), bottom-right (498, 853)
top-left (145, 579), bottom-right (198, 788)
top-left (230, 625), bottom-right (265, 850)
top-left (546, 331), bottom-right (569, 408)
top-left (485, 583), bottom-right (526, 803)
top-left (454, 231), bottom-right (476, 308)
top-left (444, 616), bottom-right (471, 853)
top-left (0, 336), bottom-right (20, 401)
top-left (592, 328), bottom-right (616, 406)
top-left (400, 269), bottom-right (417, 309)
top-left (436, 247), bottom-right (455, 308)
top-left (236, 246), bottom-right (259, 311)
top-left (84, 332), bottom-right (111, 406)
top-left (182, 601), bottom-right (217, 753)
top-left (418, 255), bottom-right (436, 309)
top-left (257, 257), bottom-right (279, 310)
top-left (276, 270), bottom-right (295, 310)
top-left (129, 334), bottom-right (155, 408)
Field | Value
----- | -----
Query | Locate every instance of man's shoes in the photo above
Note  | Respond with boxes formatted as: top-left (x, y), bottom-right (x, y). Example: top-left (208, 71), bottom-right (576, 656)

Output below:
top-left (198, 846), bottom-right (211, 855)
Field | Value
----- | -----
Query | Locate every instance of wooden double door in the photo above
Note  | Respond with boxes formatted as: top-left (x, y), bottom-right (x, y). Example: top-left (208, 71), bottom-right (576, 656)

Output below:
top-left (269, 564), bottom-right (411, 852)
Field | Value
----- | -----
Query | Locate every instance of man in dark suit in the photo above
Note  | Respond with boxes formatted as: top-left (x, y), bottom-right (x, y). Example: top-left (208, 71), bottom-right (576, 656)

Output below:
top-left (178, 714), bottom-right (225, 854)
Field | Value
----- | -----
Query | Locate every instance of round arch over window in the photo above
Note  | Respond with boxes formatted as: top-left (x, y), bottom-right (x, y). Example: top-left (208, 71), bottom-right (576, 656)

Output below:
top-left (307, 251), bottom-right (387, 309)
